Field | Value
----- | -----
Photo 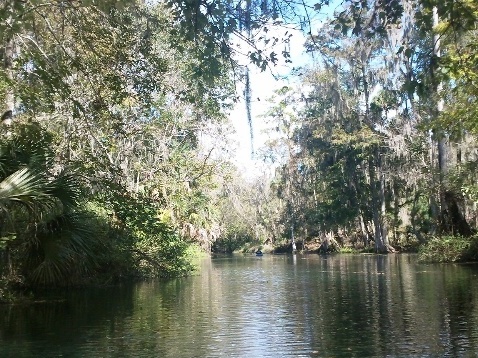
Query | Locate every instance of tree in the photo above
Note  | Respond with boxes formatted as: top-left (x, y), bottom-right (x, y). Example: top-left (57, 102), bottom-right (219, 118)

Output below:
top-left (0, 0), bottom-right (240, 292)
top-left (0, 123), bottom-right (97, 286)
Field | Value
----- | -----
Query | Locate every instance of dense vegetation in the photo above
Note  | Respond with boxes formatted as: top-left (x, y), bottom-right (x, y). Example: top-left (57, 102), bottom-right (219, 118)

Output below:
top-left (1, 0), bottom-right (478, 301)
top-left (0, 0), bottom-right (237, 300)
top-left (257, 0), bottom-right (478, 257)
top-left (216, 0), bottom-right (478, 260)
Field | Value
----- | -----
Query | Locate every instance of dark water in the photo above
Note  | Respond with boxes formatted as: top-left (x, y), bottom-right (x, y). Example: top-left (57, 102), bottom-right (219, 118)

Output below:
top-left (2, 254), bottom-right (478, 357)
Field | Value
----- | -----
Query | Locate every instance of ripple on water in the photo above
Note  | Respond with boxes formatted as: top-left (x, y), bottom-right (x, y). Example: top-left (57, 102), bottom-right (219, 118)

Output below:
top-left (2, 255), bottom-right (478, 357)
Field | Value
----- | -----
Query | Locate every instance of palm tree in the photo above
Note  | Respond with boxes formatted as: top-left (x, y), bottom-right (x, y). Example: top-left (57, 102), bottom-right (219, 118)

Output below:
top-left (0, 123), bottom-right (96, 286)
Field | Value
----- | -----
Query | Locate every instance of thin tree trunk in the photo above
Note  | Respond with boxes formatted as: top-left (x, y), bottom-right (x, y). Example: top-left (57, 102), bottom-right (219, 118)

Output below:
top-left (244, 0), bottom-right (254, 157)
top-left (433, 7), bottom-right (448, 216)
top-left (2, 21), bottom-right (14, 126)
top-left (369, 152), bottom-right (381, 251)
top-left (370, 149), bottom-right (389, 253)
top-left (429, 136), bottom-right (439, 234)
top-left (359, 213), bottom-right (369, 247)
top-left (379, 162), bottom-right (390, 251)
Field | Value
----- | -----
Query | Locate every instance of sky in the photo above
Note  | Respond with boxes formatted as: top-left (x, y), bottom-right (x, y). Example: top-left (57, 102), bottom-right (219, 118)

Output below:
top-left (229, 31), bottom-right (306, 162)
top-left (227, 30), bottom-right (320, 178)
top-left (196, 26), bottom-right (309, 180)
top-left (225, 1), bottom-right (345, 178)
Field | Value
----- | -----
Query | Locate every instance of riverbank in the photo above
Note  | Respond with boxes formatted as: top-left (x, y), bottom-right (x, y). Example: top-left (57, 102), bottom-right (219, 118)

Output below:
top-left (4, 233), bottom-right (478, 304)
top-left (239, 234), bottom-right (478, 263)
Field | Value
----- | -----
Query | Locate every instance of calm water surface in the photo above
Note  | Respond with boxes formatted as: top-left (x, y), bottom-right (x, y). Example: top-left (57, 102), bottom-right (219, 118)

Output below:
top-left (2, 254), bottom-right (478, 357)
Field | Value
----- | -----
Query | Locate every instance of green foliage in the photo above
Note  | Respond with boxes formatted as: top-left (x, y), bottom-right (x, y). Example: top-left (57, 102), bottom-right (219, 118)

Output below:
top-left (418, 235), bottom-right (478, 263)
top-left (105, 193), bottom-right (194, 278)
top-left (1, 0), bottom-right (238, 295)
top-left (395, 231), bottom-right (420, 252)
top-left (409, 192), bottom-right (433, 236)
top-left (332, 0), bottom-right (403, 38)
top-left (0, 123), bottom-right (98, 287)
top-left (212, 230), bottom-right (254, 253)
top-left (338, 247), bottom-right (359, 254)
top-left (22, 210), bottom-right (99, 286)
top-left (0, 120), bottom-right (197, 291)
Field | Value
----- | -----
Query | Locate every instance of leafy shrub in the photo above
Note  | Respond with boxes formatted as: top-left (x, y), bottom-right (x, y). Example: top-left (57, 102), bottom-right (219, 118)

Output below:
top-left (0, 123), bottom-right (100, 287)
top-left (212, 231), bottom-right (253, 253)
top-left (104, 193), bottom-right (194, 279)
top-left (338, 246), bottom-right (359, 254)
top-left (418, 235), bottom-right (478, 263)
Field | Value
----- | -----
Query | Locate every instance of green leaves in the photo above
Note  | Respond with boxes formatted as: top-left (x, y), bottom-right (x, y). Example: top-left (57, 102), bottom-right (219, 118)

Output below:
top-left (27, 210), bottom-right (98, 286)
top-left (106, 192), bottom-right (193, 278)
top-left (0, 168), bottom-right (49, 211)
top-left (0, 123), bottom-right (97, 286)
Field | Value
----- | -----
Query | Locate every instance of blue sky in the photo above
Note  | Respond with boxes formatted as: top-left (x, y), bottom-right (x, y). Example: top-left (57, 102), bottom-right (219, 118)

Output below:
top-left (228, 1), bottom-right (342, 176)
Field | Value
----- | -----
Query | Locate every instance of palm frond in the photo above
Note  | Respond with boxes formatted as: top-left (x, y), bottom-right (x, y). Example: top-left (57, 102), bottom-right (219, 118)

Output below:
top-left (45, 171), bottom-right (83, 211)
top-left (0, 123), bottom-right (54, 178)
top-left (1, 123), bottom-right (95, 286)
top-left (26, 211), bottom-right (99, 285)
top-left (0, 168), bottom-right (53, 211)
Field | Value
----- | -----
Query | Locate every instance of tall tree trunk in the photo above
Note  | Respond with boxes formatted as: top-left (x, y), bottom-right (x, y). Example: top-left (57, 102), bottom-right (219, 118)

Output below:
top-left (369, 149), bottom-right (392, 253)
top-left (358, 213), bottom-right (369, 247)
top-left (433, 6), bottom-right (448, 213)
top-left (370, 150), bottom-right (385, 252)
top-left (379, 163), bottom-right (389, 249)
top-left (432, 6), bottom-right (470, 235)
top-left (244, 0), bottom-right (254, 157)
top-left (2, 14), bottom-right (14, 126)
top-left (429, 137), bottom-right (439, 234)
top-left (428, 6), bottom-right (449, 233)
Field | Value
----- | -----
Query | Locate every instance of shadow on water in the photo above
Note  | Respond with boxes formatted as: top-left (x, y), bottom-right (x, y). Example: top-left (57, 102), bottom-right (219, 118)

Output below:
top-left (0, 285), bottom-right (137, 357)
top-left (2, 254), bottom-right (478, 357)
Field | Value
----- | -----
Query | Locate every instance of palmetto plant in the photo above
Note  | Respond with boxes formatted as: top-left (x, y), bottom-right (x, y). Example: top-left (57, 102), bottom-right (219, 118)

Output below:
top-left (0, 124), bottom-right (96, 286)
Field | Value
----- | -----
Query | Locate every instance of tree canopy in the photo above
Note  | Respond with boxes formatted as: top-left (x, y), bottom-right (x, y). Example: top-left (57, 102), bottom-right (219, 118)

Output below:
top-left (1, 0), bottom-right (478, 299)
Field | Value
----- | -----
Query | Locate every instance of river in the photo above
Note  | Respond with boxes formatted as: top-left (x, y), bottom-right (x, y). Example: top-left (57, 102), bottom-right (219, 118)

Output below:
top-left (1, 254), bottom-right (478, 357)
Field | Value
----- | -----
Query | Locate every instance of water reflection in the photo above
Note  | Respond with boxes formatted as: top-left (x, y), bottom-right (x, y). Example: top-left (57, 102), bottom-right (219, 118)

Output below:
top-left (1, 254), bottom-right (478, 357)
